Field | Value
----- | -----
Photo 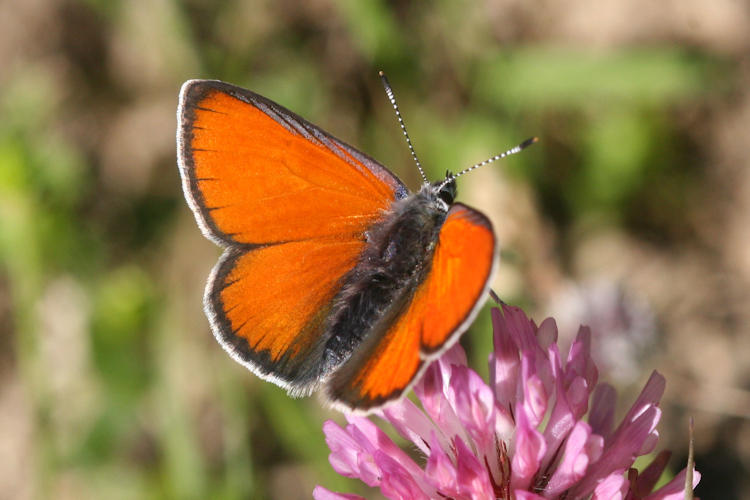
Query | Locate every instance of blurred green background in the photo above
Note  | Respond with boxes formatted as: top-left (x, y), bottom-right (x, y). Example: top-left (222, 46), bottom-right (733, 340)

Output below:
top-left (1, 0), bottom-right (749, 498)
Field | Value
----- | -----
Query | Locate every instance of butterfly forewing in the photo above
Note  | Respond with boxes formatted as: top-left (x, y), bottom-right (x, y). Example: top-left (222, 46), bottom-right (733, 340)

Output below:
top-left (419, 203), bottom-right (497, 351)
top-left (178, 80), bottom-right (407, 246)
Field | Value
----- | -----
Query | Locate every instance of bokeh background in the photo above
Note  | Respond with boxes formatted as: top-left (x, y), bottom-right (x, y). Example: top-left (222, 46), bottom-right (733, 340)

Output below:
top-left (1, 0), bottom-right (749, 498)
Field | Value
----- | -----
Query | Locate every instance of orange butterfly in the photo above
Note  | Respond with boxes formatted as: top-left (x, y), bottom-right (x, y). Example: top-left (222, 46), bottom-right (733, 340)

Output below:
top-left (177, 76), bottom-right (535, 413)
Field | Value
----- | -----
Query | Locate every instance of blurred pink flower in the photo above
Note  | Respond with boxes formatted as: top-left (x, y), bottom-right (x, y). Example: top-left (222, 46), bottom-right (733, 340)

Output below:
top-left (315, 304), bottom-right (700, 499)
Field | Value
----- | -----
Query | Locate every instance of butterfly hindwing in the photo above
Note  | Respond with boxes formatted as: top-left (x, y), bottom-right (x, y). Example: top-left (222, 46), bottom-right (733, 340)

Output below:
top-left (325, 203), bottom-right (497, 410)
top-left (207, 238), bottom-right (365, 392)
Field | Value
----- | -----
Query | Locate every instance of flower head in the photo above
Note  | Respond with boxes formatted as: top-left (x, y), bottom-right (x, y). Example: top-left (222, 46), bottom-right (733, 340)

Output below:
top-left (315, 304), bottom-right (699, 499)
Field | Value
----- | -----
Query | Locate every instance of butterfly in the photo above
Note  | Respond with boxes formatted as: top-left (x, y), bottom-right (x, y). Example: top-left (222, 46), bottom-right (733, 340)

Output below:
top-left (177, 76), bottom-right (535, 413)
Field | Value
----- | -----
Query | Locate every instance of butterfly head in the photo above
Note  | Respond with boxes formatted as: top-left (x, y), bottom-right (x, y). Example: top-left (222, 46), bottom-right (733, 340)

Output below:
top-left (426, 172), bottom-right (457, 212)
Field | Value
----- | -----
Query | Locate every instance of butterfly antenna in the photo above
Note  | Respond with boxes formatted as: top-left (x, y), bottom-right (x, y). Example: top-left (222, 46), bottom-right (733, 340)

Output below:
top-left (438, 136), bottom-right (538, 191)
top-left (379, 71), bottom-right (428, 184)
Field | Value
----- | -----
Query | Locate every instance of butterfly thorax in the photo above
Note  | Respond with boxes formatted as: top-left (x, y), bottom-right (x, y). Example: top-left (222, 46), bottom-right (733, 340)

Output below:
top-left (315, 178), bottom-right (457, 376)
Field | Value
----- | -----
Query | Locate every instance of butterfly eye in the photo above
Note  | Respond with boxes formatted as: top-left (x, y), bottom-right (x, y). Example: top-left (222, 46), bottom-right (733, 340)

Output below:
top-left (438, 188), bottom-right (454, 205)
top-left (437, 179), bottom-right (456, 208)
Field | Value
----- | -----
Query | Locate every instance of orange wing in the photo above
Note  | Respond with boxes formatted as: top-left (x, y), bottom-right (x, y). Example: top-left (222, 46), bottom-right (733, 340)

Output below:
top-left (207, 238), bottom-right (364, 392)
top-left (325, 203), bottom-right (497, 411)
top-left (177, 80), bottom-right (408, 392)
top-left (178, 80), bottom-right (407, 246)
